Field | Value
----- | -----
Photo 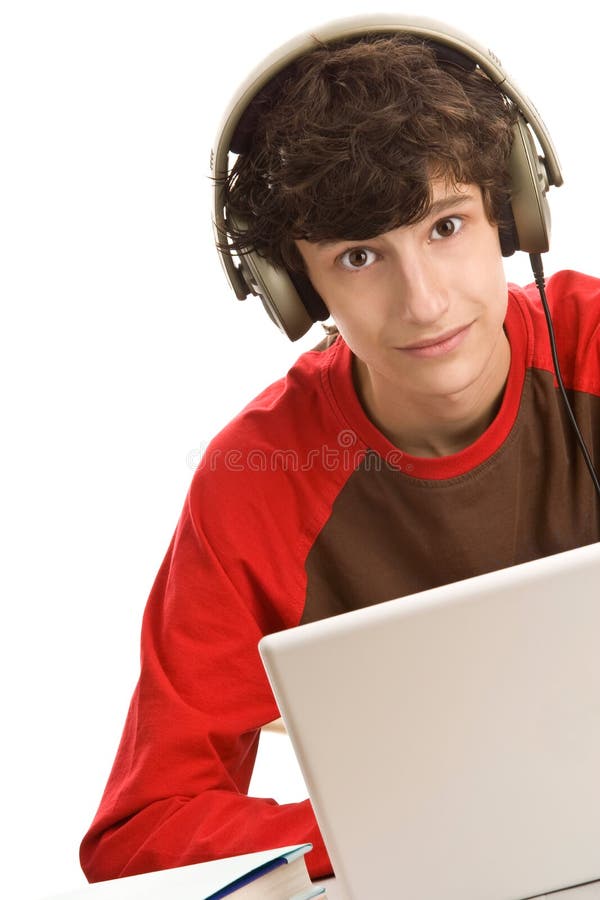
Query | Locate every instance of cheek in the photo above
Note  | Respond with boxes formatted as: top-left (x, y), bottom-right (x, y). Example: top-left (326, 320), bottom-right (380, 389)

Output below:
top-left (477, 289), bottom-right (509, 358)
top-left (338, 294), bottom-right (391, 340)
top-left (480, 232), bottom-right (506, 289)
top-left (466, 245), bottom-right (507, 318)
top-left (327, 305), bottom-right (385, 366)
top-left (489, 270), bottom-right (509, 323)
top-left (318, 282), bottom-right (377, 338)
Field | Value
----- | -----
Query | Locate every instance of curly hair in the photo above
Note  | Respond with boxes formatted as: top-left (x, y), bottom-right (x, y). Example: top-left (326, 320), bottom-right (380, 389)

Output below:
top-left (220, 35), bottom-right (518, 273)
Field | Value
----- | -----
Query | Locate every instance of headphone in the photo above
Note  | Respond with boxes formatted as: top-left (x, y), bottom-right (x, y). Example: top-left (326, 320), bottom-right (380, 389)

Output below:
top-left (211, 14), bottom-right (563, 341)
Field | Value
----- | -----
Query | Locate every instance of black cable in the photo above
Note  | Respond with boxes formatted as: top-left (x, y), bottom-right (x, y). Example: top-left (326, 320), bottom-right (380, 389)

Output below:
top-left (529, 252), bottom-right (600, 499)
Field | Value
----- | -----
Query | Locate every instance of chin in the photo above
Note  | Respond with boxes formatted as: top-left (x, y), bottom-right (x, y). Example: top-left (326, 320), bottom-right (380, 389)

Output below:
top-left (417, 358), bottom-right (491, 402)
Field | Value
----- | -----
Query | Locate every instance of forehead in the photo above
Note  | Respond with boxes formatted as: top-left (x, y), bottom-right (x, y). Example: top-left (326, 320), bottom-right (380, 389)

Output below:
top-left (306, 181), bottom-right (481, 251)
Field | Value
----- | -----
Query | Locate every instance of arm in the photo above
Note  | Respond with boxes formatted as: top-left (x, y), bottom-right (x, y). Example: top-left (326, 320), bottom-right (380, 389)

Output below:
top-left (79, 485), bottom-right (332, 882)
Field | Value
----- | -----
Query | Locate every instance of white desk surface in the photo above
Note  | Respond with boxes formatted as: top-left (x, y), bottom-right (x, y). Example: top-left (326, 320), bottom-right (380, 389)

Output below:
top-left (317, 877), bottom-right (600, 899)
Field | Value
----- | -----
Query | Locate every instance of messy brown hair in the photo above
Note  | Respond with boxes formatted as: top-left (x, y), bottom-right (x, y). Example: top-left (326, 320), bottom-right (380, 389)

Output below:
top-left (221, 35), bottom-right (518, 273)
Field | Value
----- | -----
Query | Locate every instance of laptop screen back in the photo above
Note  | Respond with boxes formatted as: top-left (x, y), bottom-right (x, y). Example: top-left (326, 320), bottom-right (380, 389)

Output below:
top-left (259, 542), bottom-right (600, 900)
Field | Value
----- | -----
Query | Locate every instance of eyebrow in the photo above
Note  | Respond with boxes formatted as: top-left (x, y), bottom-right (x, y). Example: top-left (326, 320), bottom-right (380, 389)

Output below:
top-left (312, 193), bottom-right (477, 250)
top-left (427, 193), bottom-right (475, 217)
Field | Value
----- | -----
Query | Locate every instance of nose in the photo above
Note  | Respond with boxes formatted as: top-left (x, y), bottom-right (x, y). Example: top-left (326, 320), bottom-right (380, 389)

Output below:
top-left (391, 248), bottom-right (450, 326)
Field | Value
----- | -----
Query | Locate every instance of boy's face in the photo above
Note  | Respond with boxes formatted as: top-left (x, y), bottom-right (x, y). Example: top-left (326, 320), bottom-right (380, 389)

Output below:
top-left (295, 179), bottom-right (509, 437)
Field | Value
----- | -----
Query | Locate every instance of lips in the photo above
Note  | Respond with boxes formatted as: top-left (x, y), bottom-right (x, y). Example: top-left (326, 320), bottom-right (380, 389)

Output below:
top-left (398, 323), bottom-right (472, 358)
top-left (401, 324), bottom-right (470, 350)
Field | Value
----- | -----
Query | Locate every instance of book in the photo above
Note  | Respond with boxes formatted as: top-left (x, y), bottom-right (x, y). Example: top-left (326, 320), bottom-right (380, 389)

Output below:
top-left (44, 844), bottom-right (326, 900)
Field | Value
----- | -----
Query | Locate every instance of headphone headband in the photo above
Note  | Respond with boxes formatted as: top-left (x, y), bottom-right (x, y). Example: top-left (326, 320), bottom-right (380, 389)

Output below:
top-left (211, 14), bottom-right (563, 339)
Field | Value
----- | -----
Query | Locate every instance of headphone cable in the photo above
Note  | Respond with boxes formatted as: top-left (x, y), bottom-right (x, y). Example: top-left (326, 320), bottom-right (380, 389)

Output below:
top-left (528, 253), bottom-right (600, 499)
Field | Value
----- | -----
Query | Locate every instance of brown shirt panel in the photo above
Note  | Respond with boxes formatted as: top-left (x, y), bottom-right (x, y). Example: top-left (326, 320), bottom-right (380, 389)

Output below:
top-left (302, 369), bottom-right (600, 625)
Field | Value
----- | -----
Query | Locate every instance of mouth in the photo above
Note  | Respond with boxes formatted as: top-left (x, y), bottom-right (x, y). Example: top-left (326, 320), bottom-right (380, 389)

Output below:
top-left (398, 323), bottom-right (472, 358)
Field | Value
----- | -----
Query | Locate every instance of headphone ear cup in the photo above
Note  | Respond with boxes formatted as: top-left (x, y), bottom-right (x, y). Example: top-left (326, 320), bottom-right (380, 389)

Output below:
top-left (239, 250), bottom-right (316, 341)
top-left (508, 115), bottom-right (552, 254)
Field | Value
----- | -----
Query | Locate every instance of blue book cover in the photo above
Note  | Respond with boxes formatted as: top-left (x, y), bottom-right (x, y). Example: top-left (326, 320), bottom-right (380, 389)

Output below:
top-left (206, 844), bottom-right (317, 899)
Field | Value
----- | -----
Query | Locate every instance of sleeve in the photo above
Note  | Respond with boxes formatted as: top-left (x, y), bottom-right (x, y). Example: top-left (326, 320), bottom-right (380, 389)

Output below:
top-left (79, 467), bottom-right (332, 883)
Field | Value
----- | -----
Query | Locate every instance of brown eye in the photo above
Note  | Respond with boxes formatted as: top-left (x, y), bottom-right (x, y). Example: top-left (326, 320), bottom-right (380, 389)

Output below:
top-left (339, 247), bottom-right (377, 270)
top-left (348, 249), bottom-right (369, 267)
top-left (431, 216), bottom-right (462, 240)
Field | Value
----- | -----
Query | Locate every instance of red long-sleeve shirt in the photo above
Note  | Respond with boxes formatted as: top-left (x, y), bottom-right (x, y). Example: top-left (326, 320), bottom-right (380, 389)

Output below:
top-left (81, 270), bottom-right (600, 882)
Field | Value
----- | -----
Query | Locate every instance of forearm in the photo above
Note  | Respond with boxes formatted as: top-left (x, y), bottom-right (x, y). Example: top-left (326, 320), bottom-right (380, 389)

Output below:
top-left (80, 791), bottom-right (332, 882)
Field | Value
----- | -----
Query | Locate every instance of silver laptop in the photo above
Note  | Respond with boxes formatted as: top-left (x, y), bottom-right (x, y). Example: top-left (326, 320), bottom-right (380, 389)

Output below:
top-left (259, 542), bottom-right (600, 900)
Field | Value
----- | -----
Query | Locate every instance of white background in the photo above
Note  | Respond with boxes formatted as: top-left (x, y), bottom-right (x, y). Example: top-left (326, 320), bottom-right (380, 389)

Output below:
top-left (1, 1), bottom-right (596, 897)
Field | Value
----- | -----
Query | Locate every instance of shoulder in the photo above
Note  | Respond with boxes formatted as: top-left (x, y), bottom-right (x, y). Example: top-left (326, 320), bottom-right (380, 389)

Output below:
top-left (509, 270), bottom-right (600, 392)
top-left (203, 336), bottom-right (344, 464)
top-left (187, 335), bottom-right (359, 562)
top-left (515, 269), bottom-right (600, 315)
top-left (510, 269), bottom-right (600, 335)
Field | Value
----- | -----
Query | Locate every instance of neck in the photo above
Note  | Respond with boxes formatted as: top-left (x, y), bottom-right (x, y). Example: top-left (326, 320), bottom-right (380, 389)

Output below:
top-left (354, 333), bottom-right (511, 458)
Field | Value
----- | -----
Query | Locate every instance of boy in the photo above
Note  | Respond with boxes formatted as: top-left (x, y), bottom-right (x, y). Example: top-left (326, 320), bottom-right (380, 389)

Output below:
top-left (80, 15), bottom-right (600, 884)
